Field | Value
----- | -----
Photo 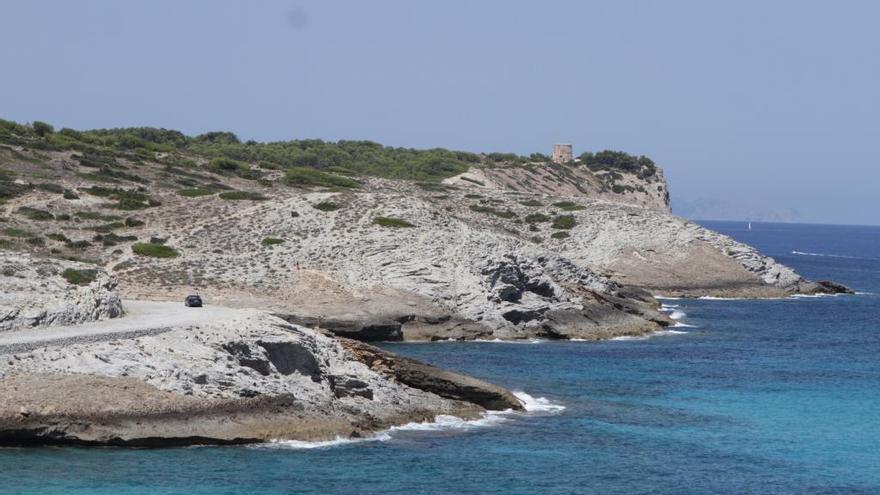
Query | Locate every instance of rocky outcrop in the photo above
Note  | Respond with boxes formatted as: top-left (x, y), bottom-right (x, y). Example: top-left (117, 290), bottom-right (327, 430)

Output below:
top-left (0, 310), bottom-right (521, 446)
top-left (338, 337), bottom-right (523, 411)
top-left (0, 253), bottom-right (124, 332)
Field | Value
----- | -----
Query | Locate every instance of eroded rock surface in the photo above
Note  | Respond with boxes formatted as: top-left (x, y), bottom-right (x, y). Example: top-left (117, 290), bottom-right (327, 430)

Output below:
top-left (0, 253), bottom-right (123, 332)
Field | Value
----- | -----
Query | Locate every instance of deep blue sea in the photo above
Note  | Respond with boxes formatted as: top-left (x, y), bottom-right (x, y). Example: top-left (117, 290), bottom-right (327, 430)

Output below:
top-left (1, 221), bottom-right (878, 495)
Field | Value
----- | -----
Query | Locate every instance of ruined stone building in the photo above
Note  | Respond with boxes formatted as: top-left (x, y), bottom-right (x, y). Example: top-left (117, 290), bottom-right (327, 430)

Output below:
top-left (551, 144), bottom-right (573, 164)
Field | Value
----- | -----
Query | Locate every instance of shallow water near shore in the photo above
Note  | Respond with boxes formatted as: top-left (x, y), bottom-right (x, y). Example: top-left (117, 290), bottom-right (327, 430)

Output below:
top-left (2, 221), bottom-right (879, 494)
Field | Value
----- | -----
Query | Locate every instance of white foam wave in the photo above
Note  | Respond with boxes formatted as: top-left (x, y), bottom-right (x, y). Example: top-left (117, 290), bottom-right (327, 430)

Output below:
top-left (668, 309), bottom-right (686, 320)
top-left (611, 328), bottom-right (690, 341)
top-left (672, 322), bottom-right (696, 328)
top-left (654, 295), bottom-right (682, 300)
top-left (789, 293), bottom-right (848, 299)
top-left (660, 303), bottom-right (679, 310)
top-left (472, 338), bottom-right (545, 344)
top-left (256, 391), bottom-right (564, 450)
top-left (260, 433), bottom-right (392, 450)
top-left (513, 391), bottom-right (566, 413)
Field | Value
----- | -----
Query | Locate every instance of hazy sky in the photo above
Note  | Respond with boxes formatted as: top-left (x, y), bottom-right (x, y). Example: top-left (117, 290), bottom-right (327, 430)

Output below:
top-left (1, 1), bottom-right (877, 224)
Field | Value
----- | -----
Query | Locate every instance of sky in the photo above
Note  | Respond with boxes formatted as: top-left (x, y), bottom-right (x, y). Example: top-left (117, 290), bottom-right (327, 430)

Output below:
top-left (1, 0), bottom-right (877, 225)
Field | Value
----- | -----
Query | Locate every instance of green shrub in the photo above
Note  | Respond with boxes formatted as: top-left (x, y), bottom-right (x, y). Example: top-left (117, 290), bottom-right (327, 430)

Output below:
top-left (63, 189), bottom-right (79, 199)
top-left (551, 231), bottom-right (570, 239)
top-left (32, 121), bottom-right (54, 137)
top-left (312, 201), bottom-right (340, 211)
top-left (132, 242), bottom-right (179, 258)
top-left (47, 233), bottom-right (70, 242)
top-left (91, 222), bottom-right (125, 233)
top-left (464, 194), bottom-right (483, 199)
top-left (469, 204), bottom-right (516, 219)
top-left (82, 187), bottom-right (157, 210)
top-left (178, 188), bottom-right (216, 197)
top-left (26, 236), bottom-right (45, 246)
top-left (208, 157), bottom-right (248, 172)
top-left (218, 191), bottom-right (268, 201)
top-left (35, 183), bottom-right (64, 194)
top-left (2, 227), bottom-right (33, 238)
top-left (0, 169), bottom-right (28, 200)
top-left (208, 157), bottom-right (261, 179)
top-left (524, 213), bottom-right (551, 223)
top-left (373, 217), bottom-right (415, 228)
top-left (552, 201), bottom-right (585, 211)
top-left (94, 232), bottom-right (137, 246)
top-left (579, 150), bottom-right (657, 178)
top-left (61, 268), bottom-right (97, 285)
top-left (284, 167), bottom-right (361, 189)
top-left (551, 215), bottom-right (576, 230)
top-left (17, 206), bottom-right (54, 221)
top-left (261, 237), bottom-right (284, 246)
top-left (519, 199), bottom-right (543, 207)
top-left (65, 239), bottom-right (92, 250)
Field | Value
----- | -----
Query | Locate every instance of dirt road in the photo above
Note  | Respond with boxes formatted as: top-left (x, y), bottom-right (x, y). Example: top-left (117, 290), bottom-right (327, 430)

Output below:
top-left (0, 301), bottom-right (255, 353)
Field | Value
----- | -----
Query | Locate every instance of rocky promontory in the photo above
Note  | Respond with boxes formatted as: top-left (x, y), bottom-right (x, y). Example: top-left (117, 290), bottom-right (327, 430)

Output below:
top-left (0, 258), bottom-right (522, 447)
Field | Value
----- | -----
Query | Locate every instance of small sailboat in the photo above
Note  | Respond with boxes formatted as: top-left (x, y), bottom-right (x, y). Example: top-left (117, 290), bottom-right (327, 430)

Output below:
top-left (748, 222), bottom-right (752, 231)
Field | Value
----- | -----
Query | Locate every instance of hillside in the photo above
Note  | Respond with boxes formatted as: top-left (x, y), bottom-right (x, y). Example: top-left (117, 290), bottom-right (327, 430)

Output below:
top-left (0, 119), bottom-right (849, 342)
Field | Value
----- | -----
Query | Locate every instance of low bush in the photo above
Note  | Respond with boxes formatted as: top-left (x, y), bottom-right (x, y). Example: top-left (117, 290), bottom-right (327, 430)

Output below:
top-left (524, 213), bottom-right (551, 223)
top-left (61, 268), bottom-right (97, 285)
top-left (132, 242), bottom-right (179, 258)
top-left (312, 201), bottom-right (340, 211)
top-left (552, 201), bottom-right (585, 211)
top-left (35, 183), bottom-right (64, 194)
top-left (284, 167), bottom-right (361, 189)
top-left (32, 121), bottom-right (54, 137)
top-left (17, 206), bottom-right (54, 221)
top-left (551, 215), bottom-right (577, 230)
top-left (91, 222), bottom-right (126, 233)
top-left (2, 227), bottom-right (33, 238)
top-left (94, 232), bottom-right (137, 246)
top-left (125, 217), bottom-right (145, 227)
top-left (469, 204), bottom-right (516, 219)
top-left (178, 188), bottom-right (216, 197)
top-left (551, 231), bottom-right (570, 239)
top-left (373, 217), bottom-right (415, 228)
top-left (63, 189), bottom-right (79, 200)
top-left (82, 187), bottom-right (157, 210)
top-left (261, 237), bottom-right (284, 246)
top-left (218, 191), bottom-right (268, 201)
top-left (65, 239), bottom-right (92, 250)
top-left (46, 233), bottom-right (70, 242)
top-left (519, 199), bottom-right (543, 207)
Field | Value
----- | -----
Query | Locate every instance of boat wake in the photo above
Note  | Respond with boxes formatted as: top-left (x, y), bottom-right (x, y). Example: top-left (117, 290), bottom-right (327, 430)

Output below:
top-left (257, 391), bottom-right (564, 450)
top-left (791, 250), bottom-right (877, 261)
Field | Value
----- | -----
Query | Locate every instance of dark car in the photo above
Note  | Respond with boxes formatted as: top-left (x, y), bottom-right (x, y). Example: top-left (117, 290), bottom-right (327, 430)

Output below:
top-left (184, 295), bottom-right (203, 307)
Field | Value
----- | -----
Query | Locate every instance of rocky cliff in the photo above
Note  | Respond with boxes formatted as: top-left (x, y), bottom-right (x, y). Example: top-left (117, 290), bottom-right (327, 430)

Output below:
top-left (0, 253), bottom-right (123, 332)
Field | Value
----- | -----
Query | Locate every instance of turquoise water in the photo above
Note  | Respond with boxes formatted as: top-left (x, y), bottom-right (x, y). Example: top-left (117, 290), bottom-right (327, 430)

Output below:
top-left (1, 221), bottom-right (878, 494)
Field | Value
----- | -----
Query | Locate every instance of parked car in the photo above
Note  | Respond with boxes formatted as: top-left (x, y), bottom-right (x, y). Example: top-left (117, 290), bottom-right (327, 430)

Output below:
top-left (184, 295), bottom-right (203, 307)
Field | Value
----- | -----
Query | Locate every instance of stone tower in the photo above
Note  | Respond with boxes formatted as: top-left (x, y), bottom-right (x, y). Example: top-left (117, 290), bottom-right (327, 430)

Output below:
top-left (551, 144), bottom-right (573, 164)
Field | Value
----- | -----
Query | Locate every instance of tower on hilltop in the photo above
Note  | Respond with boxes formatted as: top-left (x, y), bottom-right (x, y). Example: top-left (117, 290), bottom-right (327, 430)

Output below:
top-left (551, 144), bottom-right (572, 164)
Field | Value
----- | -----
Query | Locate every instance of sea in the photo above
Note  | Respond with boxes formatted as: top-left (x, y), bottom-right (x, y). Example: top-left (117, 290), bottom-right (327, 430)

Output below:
top-left (1, 221), bottom-right (878, 494)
